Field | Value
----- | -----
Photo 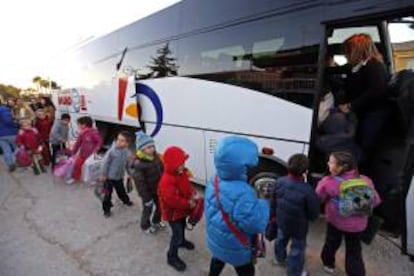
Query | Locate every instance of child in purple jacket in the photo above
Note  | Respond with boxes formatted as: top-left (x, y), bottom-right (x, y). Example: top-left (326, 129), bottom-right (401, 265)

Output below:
top-left (316, 151), bottom-right (381, 276)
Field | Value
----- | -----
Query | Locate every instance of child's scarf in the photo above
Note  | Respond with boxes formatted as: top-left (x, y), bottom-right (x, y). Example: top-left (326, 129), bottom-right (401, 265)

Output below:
top-left (136, 150), bottom-right (154, 161)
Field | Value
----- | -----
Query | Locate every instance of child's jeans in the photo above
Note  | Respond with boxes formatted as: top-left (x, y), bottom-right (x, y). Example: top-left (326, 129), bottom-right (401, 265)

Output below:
top-left (321, 223), bottom-right (365, 276)
top-left (102, 179), bottom-right (131, 213)
top-left (275, 228), bottom-right (306, 276)
top-left (141, 198), bottom-right (161, 230)
top-left (167, 218), bottom-right (186, 260)
top-left (0, 135), bottom-right (16, 168)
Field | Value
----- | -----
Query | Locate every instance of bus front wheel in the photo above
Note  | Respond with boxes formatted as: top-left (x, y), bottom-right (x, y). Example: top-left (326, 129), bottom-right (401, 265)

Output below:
top-left (249, 171), bottom-right (279, 199)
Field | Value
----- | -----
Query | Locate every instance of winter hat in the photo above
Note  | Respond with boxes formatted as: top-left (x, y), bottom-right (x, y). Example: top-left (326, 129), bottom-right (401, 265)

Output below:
top-left (135, 131), bottom-right (155, 150)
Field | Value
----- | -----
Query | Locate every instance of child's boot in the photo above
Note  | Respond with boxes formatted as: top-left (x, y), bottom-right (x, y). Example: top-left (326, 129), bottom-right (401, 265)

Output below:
top-left (167, 254), bottom-right (186, 272)
top-left (179, 240), bottom-right (195, 250)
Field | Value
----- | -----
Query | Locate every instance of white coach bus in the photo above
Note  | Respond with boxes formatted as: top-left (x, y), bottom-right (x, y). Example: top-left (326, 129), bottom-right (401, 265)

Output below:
top-left (49, 0), bottom-right (414, 259)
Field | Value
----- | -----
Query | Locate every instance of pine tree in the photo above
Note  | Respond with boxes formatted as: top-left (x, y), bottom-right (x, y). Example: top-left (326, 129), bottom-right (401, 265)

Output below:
top-left (141, 43), bottom-right (178, 79)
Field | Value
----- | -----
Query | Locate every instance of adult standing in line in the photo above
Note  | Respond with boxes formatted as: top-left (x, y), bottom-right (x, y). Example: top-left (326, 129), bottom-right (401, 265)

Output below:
top-left (336, 34), bottom-right (389, 173)
top-left (0, 100), bottom-right (18, 172)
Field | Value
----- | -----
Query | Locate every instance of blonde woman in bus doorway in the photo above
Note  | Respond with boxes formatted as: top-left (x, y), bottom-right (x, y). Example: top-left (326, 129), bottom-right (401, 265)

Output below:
top-left (337, 33), bottom-right (389, 174)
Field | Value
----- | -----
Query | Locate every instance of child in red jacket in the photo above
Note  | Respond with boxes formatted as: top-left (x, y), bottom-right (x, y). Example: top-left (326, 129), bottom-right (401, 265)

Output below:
top-left (158, 146), bottom-right (197, 272)
top-left (15, 119), bottom-right (45, 174)
top-left (34, 109), bottom-right (52, 166)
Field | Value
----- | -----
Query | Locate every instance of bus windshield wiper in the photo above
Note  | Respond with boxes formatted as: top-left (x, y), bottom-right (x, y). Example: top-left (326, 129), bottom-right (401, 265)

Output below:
top-left (116, 47), bottom-right (128, 71)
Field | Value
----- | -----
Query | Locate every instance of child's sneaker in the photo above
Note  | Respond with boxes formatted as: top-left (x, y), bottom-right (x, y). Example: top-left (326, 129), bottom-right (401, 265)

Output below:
top-left (66, 178), bottom-right (75, 185)
top-left (323, 266), bottom-right (335, 274)
top-left (153, 222), bottom-right (166, 230)
top-left (144, 226), bottom-right (157, 234)
top-left (272, 255), bottom-right (286, 266)
top-left (301, 271), bottom-right (309, 276)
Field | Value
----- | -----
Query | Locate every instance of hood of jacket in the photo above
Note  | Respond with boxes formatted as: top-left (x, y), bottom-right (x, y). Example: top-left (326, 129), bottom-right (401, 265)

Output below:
top-left (163, 146), bottom-right (188, 174)
top-left (214, 136), bottom-right (258, 181)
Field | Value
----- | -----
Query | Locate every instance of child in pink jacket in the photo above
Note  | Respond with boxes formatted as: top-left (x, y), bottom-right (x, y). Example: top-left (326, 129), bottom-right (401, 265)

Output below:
top-left (316, 151), bottom-right (381, 276)
top-left (69, 116), bottom-right (102, 183)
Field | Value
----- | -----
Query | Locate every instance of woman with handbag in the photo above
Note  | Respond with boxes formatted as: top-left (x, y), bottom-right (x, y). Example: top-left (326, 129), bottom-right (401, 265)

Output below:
top-left (204, 136), bottom-right (269, 276)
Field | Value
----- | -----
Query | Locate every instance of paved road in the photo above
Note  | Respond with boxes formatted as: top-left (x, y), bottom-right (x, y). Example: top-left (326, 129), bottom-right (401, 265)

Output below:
top-left (1, 163), bottom-right (414, 276)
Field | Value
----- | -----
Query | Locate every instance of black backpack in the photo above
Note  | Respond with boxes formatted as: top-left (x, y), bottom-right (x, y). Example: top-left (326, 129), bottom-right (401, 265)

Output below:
top-left (387, 69), bottom-right (414, 137)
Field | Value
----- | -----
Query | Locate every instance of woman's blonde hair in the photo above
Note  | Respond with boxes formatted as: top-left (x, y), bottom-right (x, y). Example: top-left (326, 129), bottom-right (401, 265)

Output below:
top-left (343, 33), bottom-right (383, 65)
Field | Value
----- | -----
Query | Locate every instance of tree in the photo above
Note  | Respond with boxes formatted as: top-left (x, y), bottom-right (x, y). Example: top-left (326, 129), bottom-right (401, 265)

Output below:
top-left (51, 81), bottom-right (60, 90)
top-left (140, 43), bottom-right (178, 79)
top-left (31, 76), bottom-right (61, 93)
top-left (40, 79), bottom-right (50, 93)
top-left (32, 76), bottom-right (42, 92)
top-left (0, 83), bottom-right (21, 99)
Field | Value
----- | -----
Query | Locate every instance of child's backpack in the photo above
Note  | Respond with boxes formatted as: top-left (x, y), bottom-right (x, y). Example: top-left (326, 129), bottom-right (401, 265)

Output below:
top-left (15, 148), bottom-right (33, 167)
top-left (333, 176), bottom-right (375, 217)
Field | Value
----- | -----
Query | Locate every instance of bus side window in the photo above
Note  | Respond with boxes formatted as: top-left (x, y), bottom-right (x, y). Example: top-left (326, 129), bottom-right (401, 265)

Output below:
top-left (388, 17), bottom-right (414, 73)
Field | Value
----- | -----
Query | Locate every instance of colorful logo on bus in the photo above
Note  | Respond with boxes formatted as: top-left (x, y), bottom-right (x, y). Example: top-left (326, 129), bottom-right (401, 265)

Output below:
top-left (117, 77), bottom-right (163, 137)
top-left (58, 88), bottom-right (87, 113)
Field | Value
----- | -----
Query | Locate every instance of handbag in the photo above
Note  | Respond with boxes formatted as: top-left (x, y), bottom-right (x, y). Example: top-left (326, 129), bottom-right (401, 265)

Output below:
top-left (187, 197), bottom-right (204, 230)
top-left (82, 154), bottom-right (104, 183)
top-left (214, 177), bottom-right (266, 260)
top-left (54, 157), bottom-right (75, 179)
top-left (94, 181), bottom-right (106, 201)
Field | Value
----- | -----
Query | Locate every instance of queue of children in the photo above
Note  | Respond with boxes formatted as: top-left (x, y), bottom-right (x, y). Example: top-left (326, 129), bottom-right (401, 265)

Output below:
top-left (3, 98), bottom-right (382, 276)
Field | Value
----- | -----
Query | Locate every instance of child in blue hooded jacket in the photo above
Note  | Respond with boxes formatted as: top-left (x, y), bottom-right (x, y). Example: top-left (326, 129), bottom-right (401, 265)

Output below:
top-left (205, 136), bottom-right (269, 276)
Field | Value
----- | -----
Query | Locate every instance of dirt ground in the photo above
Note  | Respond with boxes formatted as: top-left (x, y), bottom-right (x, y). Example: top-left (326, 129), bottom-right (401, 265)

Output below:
top-left (1, 163), bottom-right (413, 276)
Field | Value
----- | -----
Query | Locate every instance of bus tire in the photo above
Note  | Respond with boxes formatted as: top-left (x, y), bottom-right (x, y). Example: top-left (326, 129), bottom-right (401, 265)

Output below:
top-left (249, 171), bottom-right (279, 199)
top-left (249, 157), bottom-right (287, 198)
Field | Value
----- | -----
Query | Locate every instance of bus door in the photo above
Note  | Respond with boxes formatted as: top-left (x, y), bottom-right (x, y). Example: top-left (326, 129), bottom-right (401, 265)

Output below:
top-left (318, 15), bottom-right (414, 259)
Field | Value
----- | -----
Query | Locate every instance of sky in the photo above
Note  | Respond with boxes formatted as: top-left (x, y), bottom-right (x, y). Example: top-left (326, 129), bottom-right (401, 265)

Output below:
top-left (0, 0), bottom-right (181, 88)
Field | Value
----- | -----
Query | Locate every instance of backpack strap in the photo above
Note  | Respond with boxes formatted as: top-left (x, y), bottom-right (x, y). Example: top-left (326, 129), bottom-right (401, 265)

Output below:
top-left (334, 176), bottom-right (345, 184)
top-left (214, 176), bottom-right (250, 247)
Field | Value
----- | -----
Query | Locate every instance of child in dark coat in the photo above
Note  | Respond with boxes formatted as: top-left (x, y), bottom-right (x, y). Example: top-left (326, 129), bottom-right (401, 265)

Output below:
top-left (273, 154), bottom-right (320, 276)
top-left (128, 131), bottom-right (164, 233)
top-left (158, 146), bottom-right (197, 272)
